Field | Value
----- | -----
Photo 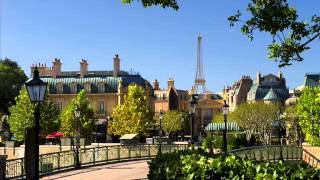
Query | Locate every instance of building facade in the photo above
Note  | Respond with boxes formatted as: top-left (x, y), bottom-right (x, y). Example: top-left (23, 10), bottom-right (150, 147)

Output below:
top-left (247, 72), bottom-right (289, 104)
top-left (194, 92), bottom-right (224, 136)
top-left (223, 76), bottom-right (253, 112)
top-left (153, 78), bottom-right (189, 113)
top-left (32, 55), bottom-right (154, 120)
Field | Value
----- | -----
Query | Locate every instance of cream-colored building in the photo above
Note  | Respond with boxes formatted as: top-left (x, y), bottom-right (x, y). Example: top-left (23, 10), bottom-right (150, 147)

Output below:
top-left (31, 55), bottom-right (154, 119)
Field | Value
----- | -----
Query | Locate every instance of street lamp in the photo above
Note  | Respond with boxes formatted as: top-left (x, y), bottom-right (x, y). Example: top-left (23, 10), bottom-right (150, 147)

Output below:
top-left (189, 94), bottom-right (198, 144)
top-left (25, 67), bottom-right (47, 180)
top-left (75, 105), bottom-right (81, 169)
top-left (222, 100), bottom-right (229, 152)
top-left (159, 110), bottom-right (163, 154)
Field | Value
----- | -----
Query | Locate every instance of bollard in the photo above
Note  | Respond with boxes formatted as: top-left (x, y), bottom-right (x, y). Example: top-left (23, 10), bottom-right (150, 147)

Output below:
top-left (0, 155), bottom-right (8, 180)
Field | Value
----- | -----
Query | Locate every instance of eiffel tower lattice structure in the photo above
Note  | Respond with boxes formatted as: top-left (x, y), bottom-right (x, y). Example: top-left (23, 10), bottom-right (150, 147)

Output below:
top-left (193, 35), bottom-right (206, 94)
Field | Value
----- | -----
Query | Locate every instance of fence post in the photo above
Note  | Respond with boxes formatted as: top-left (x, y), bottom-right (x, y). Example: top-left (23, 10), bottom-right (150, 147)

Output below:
top-left (57, 152), bottom-right (61, 171)
top-left (117, 146), bottom-right (120, 161)
top-left (129, 146), bottom-right (131, 159)
top-left (139, 144), bottom-right (142, 158)
top-left (93, 148), bottom-right (96, 165)
top-left (148, 144), bottom-right (151, 158)
top-left (0, 155), bottom-right (7, 180)
top-left (106, 147), bottom-right (109, 162)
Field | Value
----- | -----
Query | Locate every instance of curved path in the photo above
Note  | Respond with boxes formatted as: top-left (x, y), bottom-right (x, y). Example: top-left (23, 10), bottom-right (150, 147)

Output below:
top-left (41, 160), bottom-right (149, 180)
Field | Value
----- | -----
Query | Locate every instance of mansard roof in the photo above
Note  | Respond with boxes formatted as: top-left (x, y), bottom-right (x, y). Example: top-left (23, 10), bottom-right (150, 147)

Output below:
top-left (263, 88), bottom-right (280, 101)
top-left (304, 73), bottom-right (320, 88)
top-left (42, 74), bottom-right (153, 95)
top-left (248, 83), bottom-right (289, 101)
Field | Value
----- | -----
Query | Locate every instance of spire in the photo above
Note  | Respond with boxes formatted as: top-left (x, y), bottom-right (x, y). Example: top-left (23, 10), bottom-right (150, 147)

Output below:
top-left (193, 34), bottom-right (206, 94)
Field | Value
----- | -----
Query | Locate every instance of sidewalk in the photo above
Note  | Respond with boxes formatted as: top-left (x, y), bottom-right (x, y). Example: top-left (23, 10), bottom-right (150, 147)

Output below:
top-left (41, 160), bottom-right (149, 180)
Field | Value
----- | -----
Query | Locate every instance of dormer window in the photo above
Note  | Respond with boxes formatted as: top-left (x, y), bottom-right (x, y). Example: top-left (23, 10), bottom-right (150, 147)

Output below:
top-left (98, 82), bottom-right (105, 93)
top-left (84, 82), bottom-right (91, 93)
top-left (71, 83), bottom-right (77, 94)
top-left (57, 82), bottom-right (64, 94)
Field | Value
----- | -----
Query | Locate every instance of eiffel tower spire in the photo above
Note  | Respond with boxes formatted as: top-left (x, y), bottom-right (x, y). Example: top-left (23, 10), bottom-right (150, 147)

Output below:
top-left (193, 34), bottom-right (206, 94)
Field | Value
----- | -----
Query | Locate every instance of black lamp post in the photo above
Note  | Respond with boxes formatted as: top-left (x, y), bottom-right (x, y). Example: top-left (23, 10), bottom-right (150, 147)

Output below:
top-left (75, 106), bottom-right (81, 169)
top-left (159, 110), bottom-right (163, 154)
top-left (25, 67), bottom-right (47, 180)
top-left (222, 100), bottom-right (229, 152)
top-left (189, 94), bottom-right (198, 144)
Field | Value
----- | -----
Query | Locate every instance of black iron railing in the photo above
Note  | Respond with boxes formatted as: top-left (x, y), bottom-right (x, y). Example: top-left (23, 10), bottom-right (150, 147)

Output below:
top-left (5, 144), bottom-right (189, 179)
top-left (229, 145), bottom-right (303, 162)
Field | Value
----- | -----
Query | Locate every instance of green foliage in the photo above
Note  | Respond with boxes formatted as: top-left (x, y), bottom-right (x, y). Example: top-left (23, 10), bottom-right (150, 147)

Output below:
top-left (297, 87), bottom-right (320, 145)
top-left (7, 87), bottom-right (60, 141)
top-left (230, 102), bottom-right (279, 145)
top-left (0, 58), bottom-right (27, 114)
top-left (201, 136), bottom-right (215, 150)
top-left (121, 0), bottom-right (179, 10)
top-left (160, 110), bottom-right (190, 136)
top-left (149, 151), bottom-right (320, 179)
top-left (283, 106), bottom-right (303, 145)
top-left (229, 0), bottom-right (320, 67)
top-left (60, 90), bottom-right (95, 139)
top-left (109, 84), bottom-right (153, 136)
top-left (212, 112), bottom-right (224, 123)
top-left (147, 148), bottom-right (215, 179)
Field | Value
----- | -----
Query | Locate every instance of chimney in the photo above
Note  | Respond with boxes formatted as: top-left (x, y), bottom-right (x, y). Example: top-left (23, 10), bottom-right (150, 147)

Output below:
top-left (80, 59), bottom-right (88, 78)
top-left (278, 70), bottom-right (283, 79)
top-left (52, 58), bottom-right (62, 78)
top-left (153, 79), bottom-right (160, 90)
top-left (256, 71), bottom-right (261, 85)
top-left (113, 54), bottom-right (120, 77)
top-left (167, 78), bottom-right (174, 88)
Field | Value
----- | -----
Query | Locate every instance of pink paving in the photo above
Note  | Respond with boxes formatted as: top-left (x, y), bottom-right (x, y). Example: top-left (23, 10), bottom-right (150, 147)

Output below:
top-left (41, 160), bottom-right (149, 180)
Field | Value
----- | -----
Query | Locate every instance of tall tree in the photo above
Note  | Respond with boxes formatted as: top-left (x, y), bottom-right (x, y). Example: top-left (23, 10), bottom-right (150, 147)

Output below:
top-left (108, 84), bottom-right (153, 136)
top-left (229, 0), bottom-right (320, 67)
top-left (231, 102), bottom-right (278, 145)
top-left (60, 90), bottom-right (95, 139)
top-left (297, 87), bottom-right (320, 145)
top-left (0, 58), bottom-right (27, 114)
top-left (121, 0), bottom-right (179, 10)
top-left (7, 87), bottom-right (60, 141)
top-left (160, 110), bottom-right (190, 137)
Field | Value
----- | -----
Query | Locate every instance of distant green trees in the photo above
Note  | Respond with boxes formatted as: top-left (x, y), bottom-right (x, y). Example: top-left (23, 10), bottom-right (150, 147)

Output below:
top-left (0, 58), bottom-right (27, 114)
top-left (60, 90), bottom-right (95, 139)
top-left (230, 102), bottom-right (279, 145)
top-left (160, 110), bottom-right (190, 137)
top-left (7, 87), bottom-right (60, 141)
top-left (108, 84), bottom-right (153, 136)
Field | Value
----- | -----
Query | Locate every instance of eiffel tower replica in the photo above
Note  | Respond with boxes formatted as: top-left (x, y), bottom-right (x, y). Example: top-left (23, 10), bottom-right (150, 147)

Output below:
top-left (192, 35), bottom-right (207, 94)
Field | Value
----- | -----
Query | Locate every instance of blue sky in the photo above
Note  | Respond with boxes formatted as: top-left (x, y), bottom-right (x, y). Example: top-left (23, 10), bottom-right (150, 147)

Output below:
top-left (1, 0), bottom-right (320, 92)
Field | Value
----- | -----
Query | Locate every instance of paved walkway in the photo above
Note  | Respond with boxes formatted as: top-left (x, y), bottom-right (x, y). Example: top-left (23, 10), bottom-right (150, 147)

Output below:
top-left (41, 160), bottom-right (149, 180)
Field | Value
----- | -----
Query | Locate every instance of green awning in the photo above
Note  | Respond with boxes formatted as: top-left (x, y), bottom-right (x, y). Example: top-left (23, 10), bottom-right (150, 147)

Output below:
top-left (205, 122), bottom-right (240, 132)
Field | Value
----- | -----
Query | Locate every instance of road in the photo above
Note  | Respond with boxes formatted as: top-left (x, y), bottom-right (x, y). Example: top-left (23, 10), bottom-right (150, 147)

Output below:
top-left (41, 160), bottom-right (149, 180)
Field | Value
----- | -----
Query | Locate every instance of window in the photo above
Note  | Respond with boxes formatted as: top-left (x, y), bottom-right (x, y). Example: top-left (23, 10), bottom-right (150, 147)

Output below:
top-left (57, 83), bottom-right (64, 94)
top-left (99, 100), bottom-right (105, 114)
top-left (57, 101), bottom-right (63, 112)
top-left (71, 83), bottom-right (77, 94)
top-left (98, 83), bottom-right (105, 93)
top-left (84, 82), bottom-right (91, 93)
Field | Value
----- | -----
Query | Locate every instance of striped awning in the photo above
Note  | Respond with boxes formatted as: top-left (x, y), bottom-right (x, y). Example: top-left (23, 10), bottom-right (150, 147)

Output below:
top-left (205, 122), bottom-right (240, 132)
